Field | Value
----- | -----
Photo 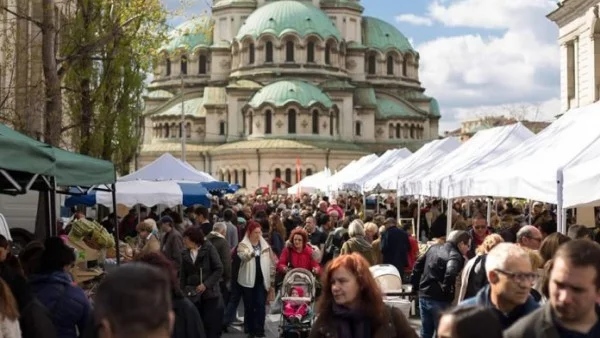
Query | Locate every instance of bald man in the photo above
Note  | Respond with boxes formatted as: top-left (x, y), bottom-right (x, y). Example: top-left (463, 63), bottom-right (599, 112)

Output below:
top-left (516, 225), bottom-right (543, 250)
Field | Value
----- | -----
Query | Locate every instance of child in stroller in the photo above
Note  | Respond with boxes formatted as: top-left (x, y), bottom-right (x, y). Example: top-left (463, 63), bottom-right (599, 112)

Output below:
top-left (283, 287), bottom-right (309, 323)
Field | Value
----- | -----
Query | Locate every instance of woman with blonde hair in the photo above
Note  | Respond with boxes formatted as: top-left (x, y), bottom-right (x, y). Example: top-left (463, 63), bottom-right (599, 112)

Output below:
top-left (0, 278), bottom-right (20, 338)
top-left (457, 233), bottom-right (504, 301)
top-left (134, 222), bottom-right (161, 258)
top-left (309, 254), bottom-right (417, 338)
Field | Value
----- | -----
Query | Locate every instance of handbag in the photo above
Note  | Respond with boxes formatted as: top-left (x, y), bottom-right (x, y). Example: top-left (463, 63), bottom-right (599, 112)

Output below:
top-left (184, 257), bottom-right (203, 302)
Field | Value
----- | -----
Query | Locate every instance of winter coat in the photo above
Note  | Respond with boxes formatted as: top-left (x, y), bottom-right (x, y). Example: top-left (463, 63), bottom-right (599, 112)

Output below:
top-left (135, 233), bottom-right (160, 257)
top-left (381, 226), bottom-right (410, 272)
top-left (340, 236), bottom-right (377, 266)
top-left (309, 305), bottom-right (418, 338)
top-left (224, 221), bottom-right (239, 249)
top-left (19, 297), bottom-right (57, 338)
top-left (180, 241), bottom-right (224, 301)
top-left (406, 235), bottom-right (420, 272)
top-left (460, 285), bottom-right (539, 330)
top-left (171, 292), bottom-right (206, 338)
top-left (0, 317), bottom-right (21, 338)
top-left (283, 302), bottom-right (309, 318)
top-left (277, 244), bottom-right (320, 274)
top-left (410, 242), bottom-right (465, 303)
top-left (371, 238), bottom-right (383, 265)
top-left (457, 254), bottom-right (488, 302)
top-left (161, 229), bottom-right (184, 271)
top-left (237, 235), bottom-right (276, 291)
top-left (29, 271), bottom-right (91, 338)
top-left (206, 232), bottom-right (232, 283)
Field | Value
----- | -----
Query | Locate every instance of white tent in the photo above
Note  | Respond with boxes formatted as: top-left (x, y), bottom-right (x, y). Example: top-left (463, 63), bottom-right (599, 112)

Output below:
top-left (120, 153), bottom-right (216, 182)
top-left (365, 138), bottom-right (461, 192)
top-left (340, 148), bottom-right (412, 192)
top-left (450, 101), bottom-right (600, 215)
top-left (405, 123), bottom-right (534, 197)
top-left (327, 154), bottom-right (378, 191)
top-left (287, 168), bottom-right (332, 195)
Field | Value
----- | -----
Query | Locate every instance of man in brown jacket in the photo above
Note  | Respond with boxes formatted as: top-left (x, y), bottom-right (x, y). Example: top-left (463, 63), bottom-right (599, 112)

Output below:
top-left (159, 216), bottom-right (184, 273)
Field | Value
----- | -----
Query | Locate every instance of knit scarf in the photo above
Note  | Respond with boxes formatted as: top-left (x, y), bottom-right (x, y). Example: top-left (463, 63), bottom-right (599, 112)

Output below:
top-left (332, 303), bottom-right (371, 338)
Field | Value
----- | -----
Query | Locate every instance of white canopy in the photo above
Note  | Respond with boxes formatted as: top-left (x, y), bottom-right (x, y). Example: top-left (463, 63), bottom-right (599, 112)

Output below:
top-left (287, 168), bottom-right (332, 195)
top-left (326, 154), bottom-right (378, 191)
top-left (365, 137), bottom-right (461, 192)
top-left (95, 181), bottom-right (188, 208)
top-left (119, 153), bottom-right (216, 182)
top-left (405, 123), bottom-right (534, 197)
top-left (340, 148), bottom-right (412, 192)
top-left (450, 101), bottom-right (600, 209)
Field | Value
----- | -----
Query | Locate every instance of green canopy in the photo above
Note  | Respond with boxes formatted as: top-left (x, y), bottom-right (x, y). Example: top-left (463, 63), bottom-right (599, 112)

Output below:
top-left (0, 123), bottom-right (116, 190)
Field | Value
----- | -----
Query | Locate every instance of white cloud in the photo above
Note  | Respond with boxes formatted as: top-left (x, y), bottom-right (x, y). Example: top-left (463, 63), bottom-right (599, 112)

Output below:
top-left (412, 0), bottom-right (560, 133)
top-left (395, 14), bottom-right (433, 26)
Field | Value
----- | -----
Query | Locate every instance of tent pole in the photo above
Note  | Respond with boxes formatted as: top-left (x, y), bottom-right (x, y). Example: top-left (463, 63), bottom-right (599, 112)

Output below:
top-left (557, 169), bottom-right (564, 234)
top-left (112, 184), bottom-right (121, 265)
top-left (396, 177), bottom-right (401, 221)
top-left (446, 198), bottom-right (453, 237)
top-left (49, 177), bottom-right (57, 237)
top-left (416, 196), bottom-right (422, 243)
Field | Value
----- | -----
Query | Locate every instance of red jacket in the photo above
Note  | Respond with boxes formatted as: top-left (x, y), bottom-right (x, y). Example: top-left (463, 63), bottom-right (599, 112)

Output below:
top-left (277, 245), bottom-right (321, 275)
top-left (406, 235), bottom-right (420, 272)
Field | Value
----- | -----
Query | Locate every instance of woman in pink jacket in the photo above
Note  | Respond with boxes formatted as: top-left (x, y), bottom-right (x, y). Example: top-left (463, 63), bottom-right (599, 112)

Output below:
top-left (277, 228), bottom-right (321, 275)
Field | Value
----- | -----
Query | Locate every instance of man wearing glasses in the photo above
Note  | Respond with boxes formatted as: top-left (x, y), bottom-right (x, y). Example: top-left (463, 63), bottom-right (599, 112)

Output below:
top-left (516, 225), bottom-right (544, 250)
top-left (460, 243), bottom-right (539, 330)
top-left (467, 214), bottom-right (492, 258)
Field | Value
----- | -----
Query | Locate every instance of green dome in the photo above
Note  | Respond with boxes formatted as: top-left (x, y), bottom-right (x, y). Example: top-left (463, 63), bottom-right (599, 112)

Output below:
top-left (363, 16), bottom-right (414, 53)
top-left (248, 80), bottom-right (334, 109)
top-left (161, 16), bottom-right (214, 52)
top-left (236, 1), bottom-right (342, 41)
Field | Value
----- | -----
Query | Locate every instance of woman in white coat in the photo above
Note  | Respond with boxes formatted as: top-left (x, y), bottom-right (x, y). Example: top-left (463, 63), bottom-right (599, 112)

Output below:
top-left (0, 278), bottom-right (21, 338)
top-left (237, 221), bottom-right (276, 338)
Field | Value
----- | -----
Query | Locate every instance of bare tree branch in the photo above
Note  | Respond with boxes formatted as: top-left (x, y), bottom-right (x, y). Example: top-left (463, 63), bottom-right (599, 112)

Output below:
top-left (0, 6), bottom-right (43, 28)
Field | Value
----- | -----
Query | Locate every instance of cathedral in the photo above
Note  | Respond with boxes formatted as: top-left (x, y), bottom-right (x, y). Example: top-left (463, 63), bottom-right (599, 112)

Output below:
top-left (139, 0), bottom-right (441, 191)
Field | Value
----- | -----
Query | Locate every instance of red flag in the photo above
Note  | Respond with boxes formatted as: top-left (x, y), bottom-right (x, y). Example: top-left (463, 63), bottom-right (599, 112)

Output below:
top-left (296, 157), bottom-right (301, 197)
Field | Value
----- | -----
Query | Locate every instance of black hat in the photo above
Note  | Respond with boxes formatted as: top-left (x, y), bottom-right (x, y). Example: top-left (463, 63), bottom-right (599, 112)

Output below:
top-left (159, 215), bottom-right (174, 224)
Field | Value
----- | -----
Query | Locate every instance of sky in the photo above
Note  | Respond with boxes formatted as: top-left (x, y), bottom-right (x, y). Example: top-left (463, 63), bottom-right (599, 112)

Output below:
top-left (160, 0), bottom-right (561, 133)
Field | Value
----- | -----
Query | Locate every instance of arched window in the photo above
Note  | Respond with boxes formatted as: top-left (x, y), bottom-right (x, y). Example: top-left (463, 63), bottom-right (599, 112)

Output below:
top-left (227, 170), bottom-right (231, 183)
top-left (234, 170), bottom-right (239, 184)
top-left (199, 54), bottom-right (207, 74)
top-left (387, 55), bottom-right (394, 75)
top-left (403, 124), bottom-right (409, 138)
top-left (275, 168), bottom-right (282, 189)
top-left (288, 109), bottom-right (296, 134)
top-left (185, 123), bottom-right (191, 138)
top-left (165, 124), bottom-right (170, 138)
top-left (285, 168), bottom-right (292, 183)
top-left (410, 125), bottom-right (415, 139)
top-left (329, 113), bottom-right (334, 136)
top-left (249, 43), bottom-right (255, 64)
top-left (355, 121), bottom-right (362, 136)
top-left (242, 169), bottom-right (247, 187)
top-left (219, 170), bottom-right (224, 181)
top-left (219, 121), bottom-right (226, 135)
top-left (312, 110), bottom-right (319, 134)
top-left (181, 55), bottom-right (187, 75)
top-left (325, 44), bottom-right (331, 65)
top-left (396, 124), bottom-right (401, 138)
top-left (367, 54), bottom-right (376, 75)
top-left (165, 58), bottom-right (171, 76)
top-left (402, 58), bottom-right (408, 76)
top-left (286, 41), bottom-right (295, 62)
top-left (265, 41), bottom-right (274, 63)
top-left (249, 113), bottom-right (253, 134)
top-left (265, 110), bottom-right (272, 134)
top-left (307, 41), bottom-right (315, 63)
top-left (306, 168), bottom-right (313, 177)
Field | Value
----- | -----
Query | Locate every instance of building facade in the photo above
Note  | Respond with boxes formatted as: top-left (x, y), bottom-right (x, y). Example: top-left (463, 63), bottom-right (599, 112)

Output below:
top-left (140, 0), bottom-right (441, 190)
top-left (444, 117), bottom-right (551, 142)
top-left (548, 0), bottom-right (600, 112)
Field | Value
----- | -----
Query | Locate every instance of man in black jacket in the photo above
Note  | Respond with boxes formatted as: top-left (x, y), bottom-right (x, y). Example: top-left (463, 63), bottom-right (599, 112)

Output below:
top-left (381, 217), bottom-right (410, 273)
top-left (410, 230), bottom-right (470, 338)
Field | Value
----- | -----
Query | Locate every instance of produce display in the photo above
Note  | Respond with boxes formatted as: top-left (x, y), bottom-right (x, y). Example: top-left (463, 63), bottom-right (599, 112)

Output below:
top-left (68, 218), bottom-right (115, 249)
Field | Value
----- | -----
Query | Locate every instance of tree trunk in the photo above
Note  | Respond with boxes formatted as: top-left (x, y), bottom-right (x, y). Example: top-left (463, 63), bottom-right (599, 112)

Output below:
top-left (41, 0), bottom-right (61, 146)
top-left (78, 0), bottom-right (94, 155)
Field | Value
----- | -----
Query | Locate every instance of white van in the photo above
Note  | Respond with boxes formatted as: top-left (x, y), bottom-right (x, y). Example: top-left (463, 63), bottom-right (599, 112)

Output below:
top-left (0, 192), bottom-right (39, 250)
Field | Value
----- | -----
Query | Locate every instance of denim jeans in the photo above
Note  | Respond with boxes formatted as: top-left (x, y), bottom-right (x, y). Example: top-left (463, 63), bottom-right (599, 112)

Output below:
top-left (419, 298), bottom-right (451, 338)
top-left (224, 281), bottom-right (243, 326)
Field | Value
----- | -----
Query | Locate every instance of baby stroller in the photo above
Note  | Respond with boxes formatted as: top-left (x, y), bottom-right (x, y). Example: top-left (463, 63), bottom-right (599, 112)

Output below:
top-left (370, 264), bottom-right (413, 319)
top-left (278, 268), bottom-right (316, 338)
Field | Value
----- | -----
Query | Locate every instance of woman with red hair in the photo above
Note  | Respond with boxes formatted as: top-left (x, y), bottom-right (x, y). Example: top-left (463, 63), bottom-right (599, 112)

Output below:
top-left (309, 253), bottom-right (417, 338)
top-left (277, 228), bottom-right (321, 275)
top-left (236, 221), bottom-right (276, 338)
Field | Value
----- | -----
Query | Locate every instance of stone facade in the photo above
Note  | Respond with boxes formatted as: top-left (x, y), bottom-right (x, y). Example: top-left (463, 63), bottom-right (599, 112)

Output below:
top-left (141, 0), bottom-right (441, 191)
top-left (548, 0), bottom-right (600, 112)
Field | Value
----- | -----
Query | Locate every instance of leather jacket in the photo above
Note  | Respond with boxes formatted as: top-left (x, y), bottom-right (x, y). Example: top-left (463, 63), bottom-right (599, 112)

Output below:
top-left (410, 242), bottom-right (465, 302)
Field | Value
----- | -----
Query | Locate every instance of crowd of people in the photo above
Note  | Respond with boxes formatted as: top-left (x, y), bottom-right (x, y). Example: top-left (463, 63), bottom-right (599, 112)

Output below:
top-left (0, 193), bottom-right (599, 338)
